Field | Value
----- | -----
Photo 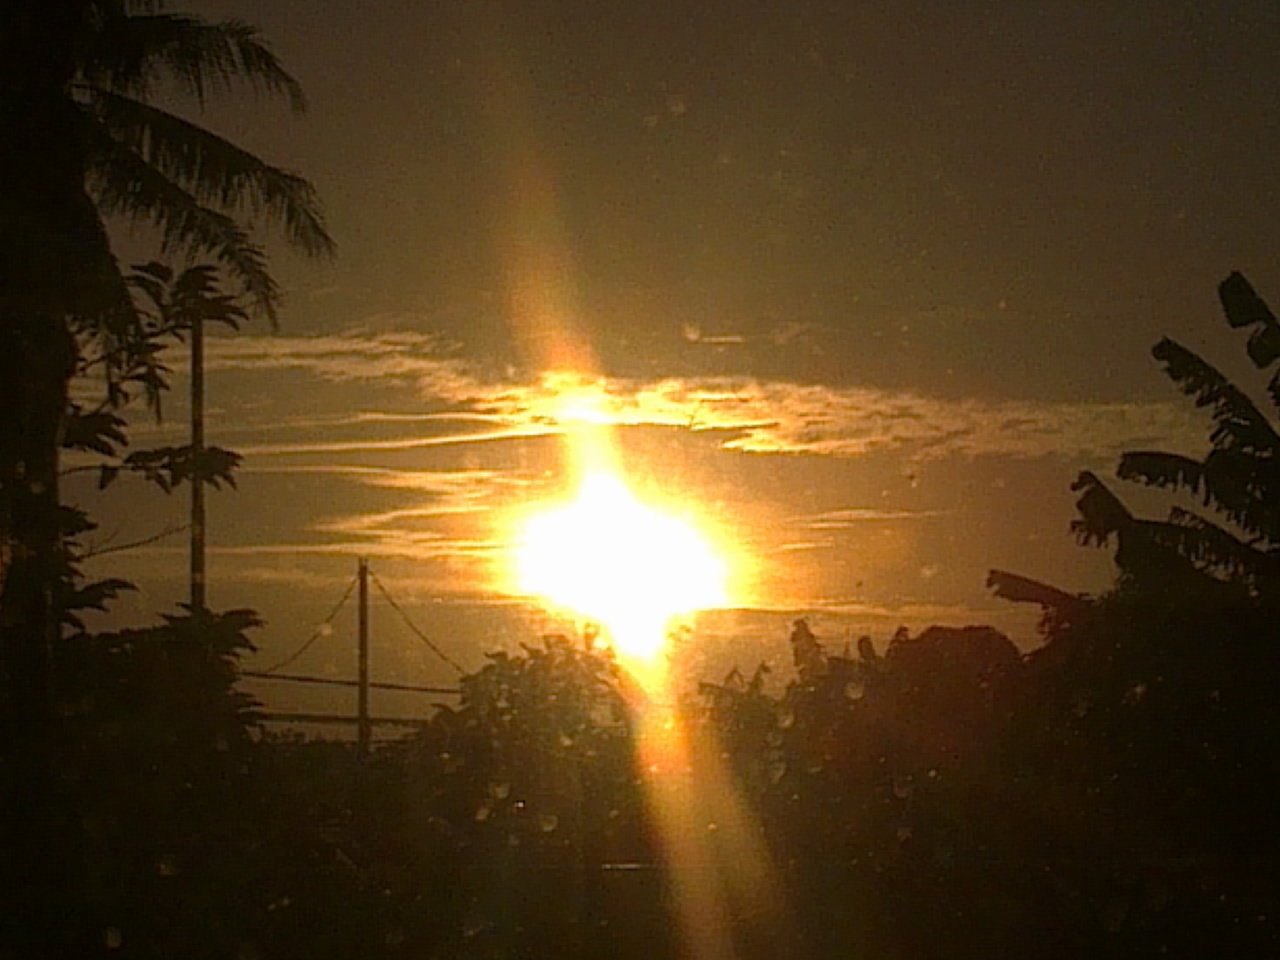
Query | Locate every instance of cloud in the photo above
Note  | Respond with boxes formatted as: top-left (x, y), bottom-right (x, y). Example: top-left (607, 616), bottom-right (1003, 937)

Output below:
top-left (235, 427), bottom-right (552, 458)
top-left (774, 541), bottom-right (833, 553)
top-left (205, 329), bottom-right (469, 386)
top-left (681, 323), bottom-right (747, 346)
top-left (188, 330), bottom-right (1206, 466)
top-left (241, 464), bottom-right (534, 499)
top-left (801, 508), bottom-right (945, 529)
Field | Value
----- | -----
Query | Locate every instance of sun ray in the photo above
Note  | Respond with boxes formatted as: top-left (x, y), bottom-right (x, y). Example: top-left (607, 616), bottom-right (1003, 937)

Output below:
top-left (470, 30), bottom-right (793, 957)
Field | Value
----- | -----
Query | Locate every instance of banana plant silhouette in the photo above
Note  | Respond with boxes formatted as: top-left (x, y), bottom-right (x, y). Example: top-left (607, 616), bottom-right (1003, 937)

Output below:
top-left (1072, 273), bottom-right (1280, 597)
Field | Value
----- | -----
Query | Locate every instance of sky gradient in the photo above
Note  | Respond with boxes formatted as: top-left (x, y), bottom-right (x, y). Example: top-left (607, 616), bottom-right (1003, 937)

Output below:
top-left (81, 0), bottom-right (1280, 706)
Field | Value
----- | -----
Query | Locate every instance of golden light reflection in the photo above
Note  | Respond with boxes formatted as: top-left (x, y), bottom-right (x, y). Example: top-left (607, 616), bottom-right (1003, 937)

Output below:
top-left (514, 469), bottom-right (729, 663)
top-left (631, 704), bottom-right (792, 960)
top-left (473, 33), bottom-right (791, 954)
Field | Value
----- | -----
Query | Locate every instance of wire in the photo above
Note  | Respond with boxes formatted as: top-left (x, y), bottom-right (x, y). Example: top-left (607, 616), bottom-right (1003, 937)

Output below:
top-left (240, 671), bottom-right (459, 695)
top-left (259, 575), bottom-right (358, 674)
top-left (82, 524), bottom-right (189, 560)
top-left (370, 572), bottom-right (465, 674)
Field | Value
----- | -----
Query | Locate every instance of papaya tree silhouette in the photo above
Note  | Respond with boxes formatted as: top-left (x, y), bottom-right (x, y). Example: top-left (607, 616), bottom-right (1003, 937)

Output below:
top-left (56, 262), bottom-right (246, 632)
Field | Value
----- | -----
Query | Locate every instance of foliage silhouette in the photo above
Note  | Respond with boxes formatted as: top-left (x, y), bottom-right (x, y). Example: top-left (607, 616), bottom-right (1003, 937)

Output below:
top-left (52, 263), bottom-right (246, 633)
top-left (2, 9), bottom-right (329, 943)
top-left (1072, 274), bottom-right (1280, 595)
top-left (991, 273), bottom-right (1280, 958)
top-left (1, 0), bottom-right (332, 680)
top-left (56, 609), bottom-right (267, 958)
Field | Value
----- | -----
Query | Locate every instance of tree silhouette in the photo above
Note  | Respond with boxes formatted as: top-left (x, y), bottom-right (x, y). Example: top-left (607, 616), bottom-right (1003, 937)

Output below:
top-left (2, 8), bottom-right (330, 948)
top-left (986, 274), bottom-right (1280, 959)
top-left (51, 608), bottom-right (268, 958)
top-left (1072, 273), bottom-right (1280, 598)
top-left (1, 0), bottom-right (333, 674)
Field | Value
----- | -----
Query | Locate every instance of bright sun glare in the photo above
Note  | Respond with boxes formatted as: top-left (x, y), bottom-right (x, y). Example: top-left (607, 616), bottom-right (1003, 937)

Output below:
top-left (515, 471), bottom-right (729, 660)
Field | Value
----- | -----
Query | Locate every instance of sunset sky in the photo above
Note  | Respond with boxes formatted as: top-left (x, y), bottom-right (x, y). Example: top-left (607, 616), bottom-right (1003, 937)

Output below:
top-left (79, 0), bottom-right (1280, 702)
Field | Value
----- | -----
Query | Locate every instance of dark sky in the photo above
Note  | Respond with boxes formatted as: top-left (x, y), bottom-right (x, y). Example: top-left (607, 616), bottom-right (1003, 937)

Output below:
top-left (85, 0), bottom-right (1280, 700)
top-left (195, 0), bottom-right (1280, 393)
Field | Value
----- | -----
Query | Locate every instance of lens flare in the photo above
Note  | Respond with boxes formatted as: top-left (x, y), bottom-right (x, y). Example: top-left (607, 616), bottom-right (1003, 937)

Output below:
top-left (514, 470), bottom-right (728, 660)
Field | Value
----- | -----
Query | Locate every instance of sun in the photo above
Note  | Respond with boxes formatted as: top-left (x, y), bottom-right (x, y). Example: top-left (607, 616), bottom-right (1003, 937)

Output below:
top-left (514, 471), bottom-right (729, 660)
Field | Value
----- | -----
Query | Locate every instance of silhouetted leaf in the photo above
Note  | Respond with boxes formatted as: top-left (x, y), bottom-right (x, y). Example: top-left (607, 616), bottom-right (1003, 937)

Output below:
top-left (1218, 271), bottom-right (1274, 331)
top-left (1070, 471), bottom-right (1133, 547)
top-left (62, 407), bottom-right (128, 456)
top-left (1118, 451), bottom-right (1206, 496)
top-left (1247, 324), bottom-right (1280, 368)
top-left (1152, 338), bottom-right (1280, 456)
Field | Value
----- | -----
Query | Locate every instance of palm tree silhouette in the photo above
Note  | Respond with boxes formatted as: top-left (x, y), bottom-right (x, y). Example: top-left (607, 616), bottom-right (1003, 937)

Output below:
top-left (1, 1), bottom-right (333, 665)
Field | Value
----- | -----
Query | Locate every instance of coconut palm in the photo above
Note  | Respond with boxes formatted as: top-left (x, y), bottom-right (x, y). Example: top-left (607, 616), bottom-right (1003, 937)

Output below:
top-left (0, 0), bottom-right (333, 659)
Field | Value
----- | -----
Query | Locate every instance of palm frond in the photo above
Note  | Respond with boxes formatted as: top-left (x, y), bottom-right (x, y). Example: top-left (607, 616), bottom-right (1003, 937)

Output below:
top-left (1117, 451), bottom-right (1206, 496)
top-left (78, 14), bottom-right (306, 111)
top-left (85, 115), bottom-right (279, 321)
top-left (986, 568), bottom-right (1085, 614)
top-left (126, 260), bottom-right (175, 323)
top-left (1148, 508), bottom-right (1276, 583)
top-left (1219, 272), bottom-right (1275, 330)
top-left (1268, 367), bottom-right (1280, 418)
top-left (1218, 271), bottom-right (1280, 369)
top-left (50, 190), bottom-right (157, 408)
top-left (1118, 447), bottom-right (1280, 548)
top-left (170, 264), bottom-right (247, 328)
top-left (1070, 471), bottom-right (1133, 547)
top-left (84, 88), bottom-right (333, 258)
top-left (1199, 448), bottom-right (1280, 544)
top-left (128, 261), bottom-right (247, 333)
top-left (1151, 338), bottom-right (1280, 457)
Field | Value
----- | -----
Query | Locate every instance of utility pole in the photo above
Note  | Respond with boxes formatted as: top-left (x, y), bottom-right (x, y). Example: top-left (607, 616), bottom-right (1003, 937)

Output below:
top-left (357, 557), bottom-right (370, 760)
top-left (190, 310), bottom-right (205, 615)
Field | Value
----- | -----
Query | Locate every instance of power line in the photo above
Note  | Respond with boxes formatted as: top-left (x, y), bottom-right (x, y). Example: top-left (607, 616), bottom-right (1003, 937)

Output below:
top-left (240, 670), bottom-right (459, 695)
top-left (370, 572), bottom-right (466, 674)
top-left (258, 575), bottom-right (358, 674)
top-left (83, 523), bottom-right (190, 560)
top-left (257, 710), bottom-right (432, 728)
